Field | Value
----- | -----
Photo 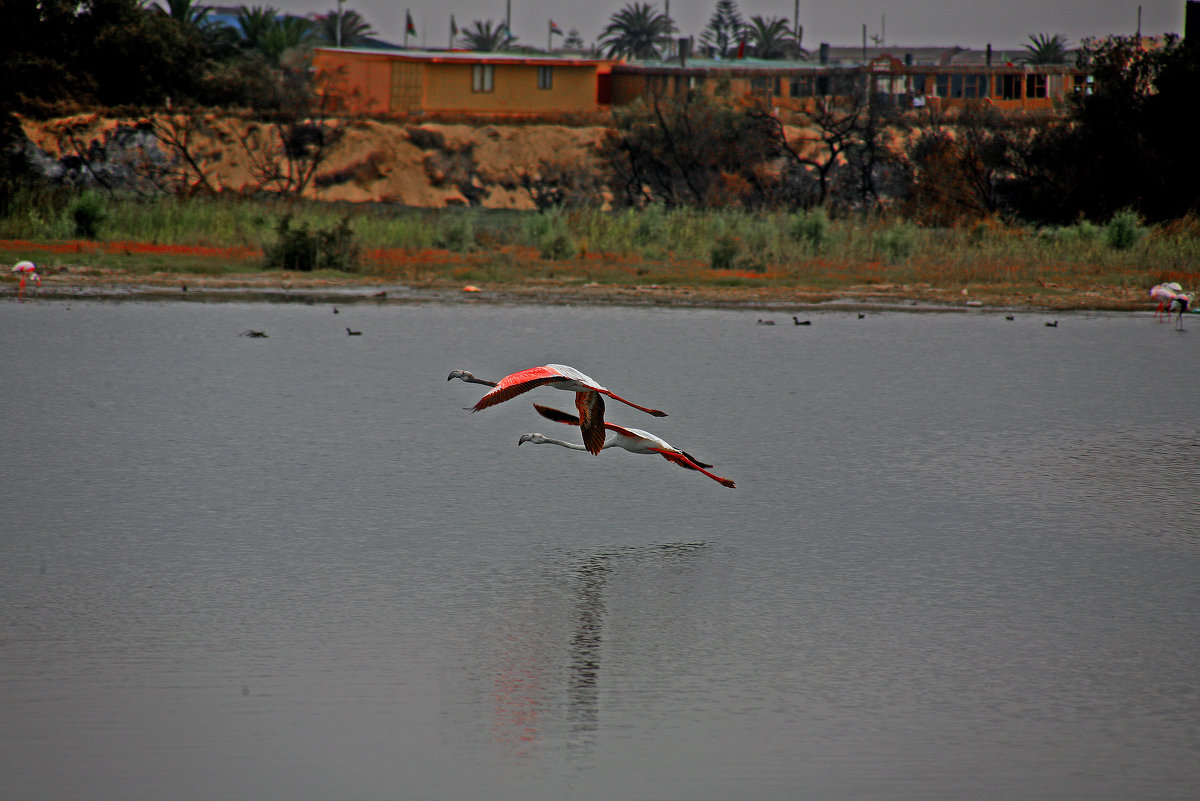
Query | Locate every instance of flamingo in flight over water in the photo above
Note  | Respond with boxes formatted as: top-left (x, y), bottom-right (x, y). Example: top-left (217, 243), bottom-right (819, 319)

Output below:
top-left (520, 404), bottom-right (735, 488)
top-left (449, 365), bottom-right (667, 456)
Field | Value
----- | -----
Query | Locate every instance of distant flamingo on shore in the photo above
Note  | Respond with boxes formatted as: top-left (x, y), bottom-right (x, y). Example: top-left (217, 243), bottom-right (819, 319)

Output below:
top-left (1151, 282), bottom-right (1191, 330)
top-left (12, 261), bottom-right (40, 301)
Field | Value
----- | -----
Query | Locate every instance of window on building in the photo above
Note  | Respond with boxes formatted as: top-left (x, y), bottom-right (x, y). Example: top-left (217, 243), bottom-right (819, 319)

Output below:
top-left (910, 74), bottom-right (927, 94)
top-left (935, 74), bottom-right (949, 98)
top-left (790, 75), bottom-right (815, 97)
top-left (537, 66), bottom-right (552, 90)
top-left (750, 75), bottom-right (777, 95)
top-left (1025, 73), bottom-right (1047, 99)
top-left (472, 64), bottom-right (494, 93)
top-left (1001, 74), bottom-right (1022, 100)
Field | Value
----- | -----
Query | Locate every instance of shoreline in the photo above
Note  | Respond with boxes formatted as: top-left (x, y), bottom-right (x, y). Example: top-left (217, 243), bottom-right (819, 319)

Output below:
top-left (1, 267), bottom-right (1159, 313)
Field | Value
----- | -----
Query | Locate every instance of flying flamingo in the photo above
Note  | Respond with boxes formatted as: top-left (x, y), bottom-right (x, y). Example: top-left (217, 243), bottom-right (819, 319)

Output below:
top-left (519, 404), bottom-right (735, 488)
top-left (448, 364), bottom-right (666, 456)
top-left (12, 261), bottom-right (40, 300)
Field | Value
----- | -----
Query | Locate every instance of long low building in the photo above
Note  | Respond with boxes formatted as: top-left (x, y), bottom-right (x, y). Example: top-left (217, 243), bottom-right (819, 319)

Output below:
top-left (312, 48), bottom-right (616, 115)
top-left (610, 54), bottom-right (1086, 114)
top-left (312, 46), bottom-right (1087, 118)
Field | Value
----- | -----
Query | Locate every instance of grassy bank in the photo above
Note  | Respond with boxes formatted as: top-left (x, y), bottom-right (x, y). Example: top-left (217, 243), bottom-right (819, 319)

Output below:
top-left (2, 195), bottom-right (1198, 306)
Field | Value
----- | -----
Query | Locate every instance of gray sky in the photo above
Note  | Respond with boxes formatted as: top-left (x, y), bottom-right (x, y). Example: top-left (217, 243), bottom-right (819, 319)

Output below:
top-left (278, 0), bottom-right (1186, 51)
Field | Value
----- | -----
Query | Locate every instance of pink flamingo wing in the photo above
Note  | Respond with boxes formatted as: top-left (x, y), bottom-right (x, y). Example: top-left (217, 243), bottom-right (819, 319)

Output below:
top-left (651, 448), bottom-right (737, 488)
top-left (473, 366), bottom-right (565, 412)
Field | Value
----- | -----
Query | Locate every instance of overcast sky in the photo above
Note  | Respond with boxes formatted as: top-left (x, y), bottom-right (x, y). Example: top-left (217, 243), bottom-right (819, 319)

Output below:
top-left (272, 0), bottom-right (1187, 51)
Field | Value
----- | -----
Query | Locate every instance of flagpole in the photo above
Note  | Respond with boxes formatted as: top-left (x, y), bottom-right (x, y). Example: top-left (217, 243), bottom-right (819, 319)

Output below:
top-left (404, 8), bottom-right (410, 47)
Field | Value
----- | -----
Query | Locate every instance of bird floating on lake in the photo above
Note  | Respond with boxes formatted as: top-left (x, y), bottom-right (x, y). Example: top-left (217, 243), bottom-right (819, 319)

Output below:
top-left (792, 316), bottom-right (812, 326)
top-left (520, 404), bottom-right (735, 488)
top-left (239, 329), bottom-right (268, 338)
top-left (757, 319), bottom-right (775, 326)
top-left (346, 327), bottom-right (362, 336)
top-left (1044, 321), bottom-right (1058, 328)
top-left (449, 364), bottom-right (667, 456)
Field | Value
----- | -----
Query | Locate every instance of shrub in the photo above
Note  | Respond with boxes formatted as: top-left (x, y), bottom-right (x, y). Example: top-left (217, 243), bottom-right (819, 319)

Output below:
top-left (1105, 208), bottom-right (1144, 251)
top-left (789, 209), bottom-right (830, 251)
top-left (875, 223), bottom-right (919, 262)
top-left (434, 215), bottom-right (475, 252)
top-left (264, 214), bottom-right (360, 272)
top-left (710, 234), bottom-right (740, 270)
top-left (71, 191), bottom-right (108, 239)
top-left (540, 229), bottom-right (578, 260)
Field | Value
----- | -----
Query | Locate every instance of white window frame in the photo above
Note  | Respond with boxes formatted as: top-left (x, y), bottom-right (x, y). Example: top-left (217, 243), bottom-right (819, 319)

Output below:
top-left (472, 64), bottom-right (494, 93)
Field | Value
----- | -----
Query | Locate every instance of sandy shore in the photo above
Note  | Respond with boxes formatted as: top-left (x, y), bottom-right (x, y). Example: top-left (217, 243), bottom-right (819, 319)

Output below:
top-left (2, 266), bottom-right (1158, 312)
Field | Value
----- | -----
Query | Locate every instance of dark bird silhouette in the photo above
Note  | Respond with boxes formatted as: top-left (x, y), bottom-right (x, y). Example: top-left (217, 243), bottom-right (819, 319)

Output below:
top-left (333, 307), bottom-right (339, 314)
top-left (1005, 315), bottom-right (1015, 321)
top-left (857, 313), bottom-right (866, 319)
top-left (793, 316), bottom-right (812, 325)
top-left (346, 328), bottom-right (362, 336)
top-left (757, 319), bottom-right (776, 326)
top-left (1045, 321), bottom-right (1058, 328)
top-left (239, 330), bottom-right (268, 338)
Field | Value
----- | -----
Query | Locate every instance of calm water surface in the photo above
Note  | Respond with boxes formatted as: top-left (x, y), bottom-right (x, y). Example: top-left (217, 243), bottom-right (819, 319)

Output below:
top-left (1, 300), bottom-right (1198, 801)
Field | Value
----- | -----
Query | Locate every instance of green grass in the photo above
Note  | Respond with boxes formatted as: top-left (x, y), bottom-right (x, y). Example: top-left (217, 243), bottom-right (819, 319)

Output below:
top-left (2, 193), bottom-right (1198, 295)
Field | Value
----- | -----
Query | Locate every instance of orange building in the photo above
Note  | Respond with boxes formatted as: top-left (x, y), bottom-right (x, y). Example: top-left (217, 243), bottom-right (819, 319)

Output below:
top-left (610, 55), bottom-right (1085, 115)
top-left (312, 48), bottom-right (617, 116)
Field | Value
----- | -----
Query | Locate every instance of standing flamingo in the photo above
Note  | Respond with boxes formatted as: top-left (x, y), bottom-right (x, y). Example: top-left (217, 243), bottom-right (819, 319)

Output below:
top-left (448, 365), bottom-right (666, 456)
top-left (519, 404), bottom-right (735, 488)
top-left (1151, 282), bottom-right (1184, 322)
top-left (12, 261), bottom-right (41, 300)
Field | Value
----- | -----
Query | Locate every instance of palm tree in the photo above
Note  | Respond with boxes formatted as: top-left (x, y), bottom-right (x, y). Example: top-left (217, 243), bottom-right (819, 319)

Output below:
top-left (598, 3), bottom-right (676, 60)
top-left (460, 19), bottom-right (514, 52)
top-left (156, 0), bottom-right (211, 28)
top-left (316, 8), bottom-right (376, 46)
top-left (1023, 33), bottom-right (1069, 64)
top-left (746, 15), bottom-right (799, 59)
top-left (236, 6), bottom-right (315, 64)
top-left (701, 0), bottom-right (745, 59)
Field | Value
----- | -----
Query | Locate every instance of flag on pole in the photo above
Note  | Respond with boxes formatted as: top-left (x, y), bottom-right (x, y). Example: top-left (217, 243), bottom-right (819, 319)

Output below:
top-left (736, 37), bottom-right (746, 58)
top-left (406, 10), bottom-right (416, 36)
top-left (450, 14), bottom-right (458, 36)
top-left (549, 19), bottom-right (563, 35)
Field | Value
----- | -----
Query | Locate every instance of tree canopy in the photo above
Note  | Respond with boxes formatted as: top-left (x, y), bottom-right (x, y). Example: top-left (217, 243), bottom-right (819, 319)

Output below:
top-left (599, 3), bottom-right (677, 60)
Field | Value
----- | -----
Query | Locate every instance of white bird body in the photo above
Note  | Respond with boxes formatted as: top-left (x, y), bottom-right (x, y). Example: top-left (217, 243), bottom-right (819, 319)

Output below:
top-left (520, 404), bottom-right (735, 488)
top-left (11, 260), bottom-right (40, 298)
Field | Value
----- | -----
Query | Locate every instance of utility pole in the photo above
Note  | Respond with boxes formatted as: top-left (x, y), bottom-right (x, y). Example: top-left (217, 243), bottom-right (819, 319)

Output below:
top-left (336, 0), bottom-right (344, 47)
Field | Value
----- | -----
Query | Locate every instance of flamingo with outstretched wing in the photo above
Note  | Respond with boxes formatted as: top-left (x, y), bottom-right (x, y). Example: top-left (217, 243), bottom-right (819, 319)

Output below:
top-left (519, 403), bottom-right (735, 488)
top-left (449, 365), bottom-right (666, 455)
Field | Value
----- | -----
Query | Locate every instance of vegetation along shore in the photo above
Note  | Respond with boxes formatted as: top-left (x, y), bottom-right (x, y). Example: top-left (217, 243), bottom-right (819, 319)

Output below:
top-left (2, 199), bottom-right (1197, 311)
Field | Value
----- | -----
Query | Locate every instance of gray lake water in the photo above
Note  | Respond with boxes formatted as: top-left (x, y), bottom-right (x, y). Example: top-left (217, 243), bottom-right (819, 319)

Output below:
top-left (1, 299), bottom-right (1198, 801)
